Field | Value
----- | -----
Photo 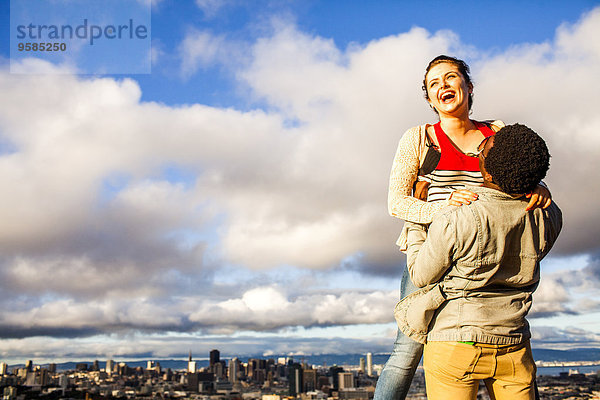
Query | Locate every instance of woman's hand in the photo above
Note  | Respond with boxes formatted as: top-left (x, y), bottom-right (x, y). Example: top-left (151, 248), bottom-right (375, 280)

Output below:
top-left (448, 189), bottom-right (478, 206)
top-left (525, 184), bottom-right (552, 211)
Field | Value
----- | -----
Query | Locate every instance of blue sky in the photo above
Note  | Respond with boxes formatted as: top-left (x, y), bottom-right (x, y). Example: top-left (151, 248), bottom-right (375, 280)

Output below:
top-left (1, 0), bottom-right (600, 363)
top-left (150, 0), bottom-right (597, 107)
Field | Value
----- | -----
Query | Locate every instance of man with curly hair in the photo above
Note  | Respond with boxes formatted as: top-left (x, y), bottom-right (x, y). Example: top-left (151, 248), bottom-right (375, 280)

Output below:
top-left (394, 124), bottom-right (563, 400)
top-left (482, 123), bottom-right (551, 198)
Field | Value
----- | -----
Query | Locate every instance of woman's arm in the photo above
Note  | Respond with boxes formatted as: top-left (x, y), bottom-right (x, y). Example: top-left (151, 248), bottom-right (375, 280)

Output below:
top-left (388, 126), bottom-right (446, 224)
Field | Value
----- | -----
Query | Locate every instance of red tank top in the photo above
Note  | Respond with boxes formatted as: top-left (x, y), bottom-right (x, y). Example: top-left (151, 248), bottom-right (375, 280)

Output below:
top-left (433, 121), bottom-right (495, 171)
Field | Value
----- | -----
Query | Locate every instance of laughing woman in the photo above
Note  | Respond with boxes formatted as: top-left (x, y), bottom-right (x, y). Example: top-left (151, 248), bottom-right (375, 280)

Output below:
top-left (373, 55), bottom-right (552, 400)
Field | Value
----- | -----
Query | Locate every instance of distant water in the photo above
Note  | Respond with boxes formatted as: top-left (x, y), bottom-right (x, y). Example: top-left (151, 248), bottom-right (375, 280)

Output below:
top-left (537, 365), bottom-right (600, 376)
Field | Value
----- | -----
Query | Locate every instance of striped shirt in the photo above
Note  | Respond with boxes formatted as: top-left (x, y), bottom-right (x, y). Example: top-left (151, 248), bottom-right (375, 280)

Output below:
top-left (421, 121), bottom-right (495, 203)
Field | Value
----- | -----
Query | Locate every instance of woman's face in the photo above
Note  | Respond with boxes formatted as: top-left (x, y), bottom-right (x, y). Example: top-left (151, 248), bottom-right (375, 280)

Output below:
top-left (425, 62), bottom-right (472, 117)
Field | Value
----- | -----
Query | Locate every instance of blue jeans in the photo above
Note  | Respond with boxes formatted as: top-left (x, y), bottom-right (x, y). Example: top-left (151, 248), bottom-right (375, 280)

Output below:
top-left (374, 265), bottom-right (423, 400)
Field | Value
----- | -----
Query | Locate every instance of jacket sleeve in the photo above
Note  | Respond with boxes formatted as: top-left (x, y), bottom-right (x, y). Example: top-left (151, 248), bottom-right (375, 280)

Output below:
top-left (407, 212), bottom-right (456, 287)
top-left (388, 126), bottom-right (446, 224)
top-left (540, 202), bottom-right (563, 259)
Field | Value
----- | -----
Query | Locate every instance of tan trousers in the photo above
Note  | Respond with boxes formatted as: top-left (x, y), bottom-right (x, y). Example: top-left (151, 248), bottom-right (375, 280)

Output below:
top-left (423, 340), bottom-right (536, 400)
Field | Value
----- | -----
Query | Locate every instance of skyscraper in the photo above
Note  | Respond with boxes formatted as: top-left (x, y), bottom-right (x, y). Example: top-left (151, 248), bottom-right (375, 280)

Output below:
top-left (338, 372), bottom-right (354, 389)
top-left (288, 363), bottom-right (303, 396)
top-left (330, 366), bottom-right (344, 390)
top-left (209, 349), bottom-right (220, 367)
top-left (106, 359), bottom-right (114, 374)
top-left (38, 369), bottom-right (49, 386)
top-left (229, 357), bottom-right (239, 383)
top-left (59, 374), bottom-right (69, 390)
top-left (0, 362), bottom-right (7, 375)
top-left (303, 368), bottom-right (317, 392)
top-left (366, 352), bottom-right (373, 377)
top-left (188, 351), bottom-right (197, 373)
top-left (359, 357), bottom-right (365, 373)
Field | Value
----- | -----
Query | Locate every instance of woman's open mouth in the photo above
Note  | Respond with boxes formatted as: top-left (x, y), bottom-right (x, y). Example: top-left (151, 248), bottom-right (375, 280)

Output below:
top-left (441, 91), bottom-right (455, 103)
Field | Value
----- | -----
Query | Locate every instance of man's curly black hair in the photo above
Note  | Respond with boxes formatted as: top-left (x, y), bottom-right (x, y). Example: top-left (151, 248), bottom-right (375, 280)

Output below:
top-left (485, 123), bottom-right (550, 194)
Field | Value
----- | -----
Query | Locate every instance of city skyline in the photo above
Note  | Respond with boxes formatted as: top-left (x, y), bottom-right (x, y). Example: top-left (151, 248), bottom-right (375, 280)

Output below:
top-left (1, 0), bottom-right (600, 361)
top-left (0, 348), bottom-right (396, 400)
top-left (2, 349), bottom-right (599, 399)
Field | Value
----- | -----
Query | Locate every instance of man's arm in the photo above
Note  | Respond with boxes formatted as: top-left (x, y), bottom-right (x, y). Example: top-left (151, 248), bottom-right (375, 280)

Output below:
top-left (406, 213), bottom-right (456, 288)
top-left (540, 202), bottom-right (563, 258)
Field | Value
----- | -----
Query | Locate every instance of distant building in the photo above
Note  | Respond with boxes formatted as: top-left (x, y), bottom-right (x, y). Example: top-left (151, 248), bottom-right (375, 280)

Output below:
top-left (248, 358), bottom-right (267, 383)
top-left (38, 369), bottom-right (49, 386)
top-left (76, 363), bottom-right (88, 371)
top-left (229, 357), bottom-right (240, 383)
top-left (366, 353), bottom-right (373, 377)
top-left (277, 357), bottom-right (288, 365)
top-left (106, 359), bottom-right (114, 374)
top-left (317, 375), bottom-right (330, 391)
top-left (188, 371), bottom-right (215, 393)
top-left (25, 360), bottom-right (33, 372)
top-left (3, 386), bottom-right (17, 400)
top-left (59, 374), bottom-right (69, 389)
top-left (303, 368), bottom-right (317, 392)
top-left (117, 362), bottom-right (131, 376)
top-left (209, 349), bottom-right (220, 367)
top-left (188, 361), bottom-right (197, 373)
top-left (339, 387), bottom-right (373, 400)
top-left (0, 362), bottom-right (7, 375)
top-left (25, 372), bottom-right (36, 386)
top-left (163, 368), bottom-right (173, 382)
top-left (188, 351), bottom-right (197, 373)
top-left (214, 361), bottom-right (226, 379)
top-left (47, 363), bottom-right (56, 373)
top-left (359, 358), bottom-right (365, 373)
top-left (262, 395), bottom-right (281, 400)
top-left (288, 363), bottom-right (303, 396)
top-left (330, 366), bottom-right (344, 390)
top-left (338, 372), bottom-right (354, 389)
top-left (302, 391), bottom-right (328, 400)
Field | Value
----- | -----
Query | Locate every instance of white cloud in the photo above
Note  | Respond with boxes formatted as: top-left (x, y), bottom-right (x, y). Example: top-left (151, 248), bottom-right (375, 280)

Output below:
top-left (0, 333), bottom-right (394, 364)
top-left (0, 286), bottom-right (397, 339)
top-left (531, 274), bottom-right (574, 318)
top-left (195, 0), bottom-right (233, 18)
top-left (189, 287), bottom-right (396, 332)
top-left (151, 39), bottom-right (166, 66)
top-left (241, 287), bottom-right (289, 312)
top-left (531, 325), bottom-right (600, 349)
top-left (179, 30), bottom-right (229, 77)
